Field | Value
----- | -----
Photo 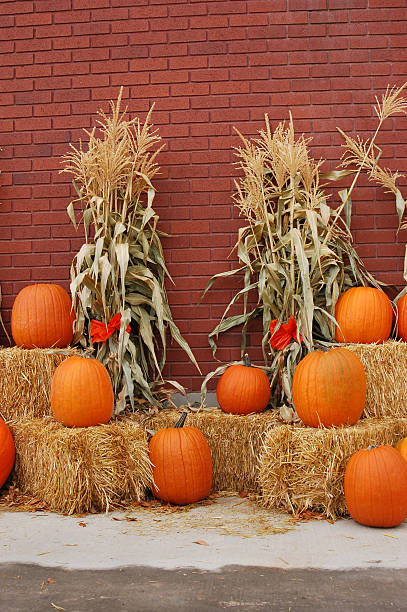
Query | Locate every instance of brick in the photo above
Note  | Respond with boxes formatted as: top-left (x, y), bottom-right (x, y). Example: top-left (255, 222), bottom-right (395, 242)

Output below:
top-left (15, 38), bottom-right (52, 52)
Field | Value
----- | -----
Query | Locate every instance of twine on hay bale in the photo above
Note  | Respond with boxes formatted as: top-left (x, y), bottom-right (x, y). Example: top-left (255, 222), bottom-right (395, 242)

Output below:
top-left (257, 417), bottom-right (407, 520)
top-left (9, 417), bottom-right (153, 515)
top-left (0, 347), bottom-right (79, 421)
top-left (138, 408), bottom-right (283, 493)
top-left (346, 341), bottom-right (407, 419)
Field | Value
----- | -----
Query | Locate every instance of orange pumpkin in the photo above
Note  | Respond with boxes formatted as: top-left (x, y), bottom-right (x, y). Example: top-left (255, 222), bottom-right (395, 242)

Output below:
top-left (0, 417), bottom-right (15, 489)
top-left (334, 286), bottom-right (393, 344)
top-left (216, 354), bottom-right (270, 415)
top-left (395, 437), bottom-right (407, 462)
top-left (51, 356), bottom-right (113, 427)
top-left (396, 294), bottom-right (407, 341)
top-left (292, 347), bottom-right (366, 428)
top-left (11, 283), bottom-right (75, 349)
top-left (149, 411), bottom-right (213, 505)
top-left (344, 445), bottom-right (407, 527)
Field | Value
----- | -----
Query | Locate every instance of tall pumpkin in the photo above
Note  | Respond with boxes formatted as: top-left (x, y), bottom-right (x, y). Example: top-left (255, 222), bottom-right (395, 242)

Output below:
top-left (216, 354), bottom-right (270, 415)
top-left (334, 286), bottom-right (392, 344)
top-left (344, 445), bottom-right (407, 528)
top-left (0, 417), bottom-right (15, 488)
top-left (11, 284), bottom-right (75, 349)
top-left (51, 356), bottom-right (113, 427)
top-left (396, 293), bottom-right (407, 341)
top-left (292, 347), bottom-right (366, 428)
top-left (149, 411), bottom-right (213, 505)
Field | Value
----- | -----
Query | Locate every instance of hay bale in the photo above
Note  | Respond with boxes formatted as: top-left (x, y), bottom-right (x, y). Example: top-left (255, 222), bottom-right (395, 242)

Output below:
top-left (346, 341), bottom-right (407, 418)
top-left (138, 408), bottom-right (283, 493)
top-left (9, 417), bottom-right (152, 515)
top-left (257, 417), bottom-right (407, 519)
top-left (0, 347), bottom-right (79, 421)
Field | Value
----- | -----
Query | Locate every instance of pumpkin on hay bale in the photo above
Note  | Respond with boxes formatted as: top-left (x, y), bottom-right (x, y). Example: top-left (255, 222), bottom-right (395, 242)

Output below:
top-left (0, 346), bottom-right (79, 421)
top-left (139, 408), bottom-right (283, 494)
top-left (257, 416), bottom-right (407, 520)
top-left (9, 416), bottom-right (152, 515)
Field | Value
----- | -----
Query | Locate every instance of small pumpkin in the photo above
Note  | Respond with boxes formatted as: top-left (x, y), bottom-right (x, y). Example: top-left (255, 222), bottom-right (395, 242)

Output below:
top-left (216, 354), bottom-right (270, 415)
top-left (395, 436), bottom-right (407, 463)
top-left (149, 411), bottom-right (213, 505)
top-left (51, 356), bottom-right (113, 427)
top-left (0, 417), bottom-right (15, 489)
top-left (292, 347), bottom-right (366, 428)
top-left (396, 294), bottom-right (407, 341)
top-left (11, 283), bottom-right (75, 349)
top-left (334, 286), bottom-right (393, 344)
top-left (344, 445), bottom-right (407, 528)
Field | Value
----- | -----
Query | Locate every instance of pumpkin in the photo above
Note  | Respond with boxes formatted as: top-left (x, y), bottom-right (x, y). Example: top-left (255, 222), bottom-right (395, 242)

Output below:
top-left (395, 436), bottom-right (407, 462)
top-left (216, 354), bottom-right (270, 415)
top-left (149, 411), bottom-right (213, 505)
top-left (292, 347), bottom-right (366, 428)
top-left (50, 356), bottom-right (113, 427)
top-left (0, 417), bottom-right (15, 489)
top-left (396, 294), bottom-right (407, 341)
top-left (344, 445), bottom-right (407, 527)
top-left (11, 283), bottom-right (75, 349)
top-left (334, 286), bottom-right (393, 344)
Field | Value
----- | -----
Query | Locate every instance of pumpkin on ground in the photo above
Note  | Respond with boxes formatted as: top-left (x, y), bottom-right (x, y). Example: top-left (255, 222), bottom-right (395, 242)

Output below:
top-left (292, 347), bottom-right (366, 428)
top-left (0, 417), bottom-right (15, 489)
top-left (395, 294), bottom-right (407, 342)
top-left (344, 445), bottom-right (407, 528)
top-left (50, 356), bottom-right (113, 428)
top-left (395, 437), bottom-right (407, 462)
top-left (334, 286), bottom-right (393, 344)
top-left (149, 411), bottom-right (213, 505)
top-left (11, 283), bottom-right (75, 349)
top-left (216, 354), bottom-right (270, 415)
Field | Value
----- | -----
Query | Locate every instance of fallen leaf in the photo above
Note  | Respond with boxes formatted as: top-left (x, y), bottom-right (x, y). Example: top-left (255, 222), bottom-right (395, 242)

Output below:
top-left (78, 522), bottom-right (87, 527)
top-left (239, 491), bottom-right (248, 498)
top-left (125, 516), bottom-right (138, 522)
top-left (64, 544), bottom-right (77, 547)
top-left (40, 581), bottom-right (46, 590)
top-left (111, 517), bottom-right (123, 521)
top-left (50, 604), bottom-right (64, 611)
top-left (193, 540), bottom-right (209, 546)
top-left (47, 578), bottom-right (56, 584)
top-left (37, 552), bottom-right (51, 556)
top-left (383, 534), bottom-right (398, 539)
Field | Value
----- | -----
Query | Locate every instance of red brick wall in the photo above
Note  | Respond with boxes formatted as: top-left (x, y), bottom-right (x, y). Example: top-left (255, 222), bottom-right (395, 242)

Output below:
top-left (1, 0), bottom-right (407, 392)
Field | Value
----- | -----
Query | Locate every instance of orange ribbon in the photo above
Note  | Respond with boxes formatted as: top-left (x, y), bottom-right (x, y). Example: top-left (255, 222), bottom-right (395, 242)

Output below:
top-left (269, 316), bottom-right (303, 350)
top-left (90, 313), bottom-right (131, 343)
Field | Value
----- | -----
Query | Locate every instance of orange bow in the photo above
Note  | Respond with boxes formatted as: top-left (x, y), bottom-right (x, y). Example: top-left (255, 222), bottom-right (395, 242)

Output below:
top-left (269, 316), bottom-right (303, 350)
top-left (90, 313), bottom-right (131, 343)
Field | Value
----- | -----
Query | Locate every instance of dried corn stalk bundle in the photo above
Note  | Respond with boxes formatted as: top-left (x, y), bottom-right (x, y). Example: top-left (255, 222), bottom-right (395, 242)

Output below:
top-left (9, 416), bottom-right (152, 515)
top-left (203, 84), bottom-right (407, 412)
top-left (0, 346), bottom-right (79, 421)
top-left (61, 89), bottom-right (199, 412)
top-left (257, 416), bottom-right (407, 519)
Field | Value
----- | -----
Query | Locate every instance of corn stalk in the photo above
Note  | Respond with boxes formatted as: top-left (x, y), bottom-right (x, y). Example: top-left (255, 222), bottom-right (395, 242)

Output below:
top-left (61, 90), bottom-right (199, 412)
top-left (203, 86), bottom-right (407, 411)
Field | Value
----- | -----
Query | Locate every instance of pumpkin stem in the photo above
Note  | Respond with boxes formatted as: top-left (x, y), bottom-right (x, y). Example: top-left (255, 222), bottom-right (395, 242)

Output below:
top-left (244, 353), bottom-right (251, 367)
top-left (174, 410), bottom-right (188, 428)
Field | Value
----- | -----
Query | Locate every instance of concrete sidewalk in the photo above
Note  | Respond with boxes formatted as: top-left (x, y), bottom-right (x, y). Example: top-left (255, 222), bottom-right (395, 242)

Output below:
top-left (1, 495), bottom-right (406, 572)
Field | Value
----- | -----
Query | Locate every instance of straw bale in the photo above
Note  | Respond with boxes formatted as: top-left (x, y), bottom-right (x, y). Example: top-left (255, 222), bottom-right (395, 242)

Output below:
top-left (9, 417), bottom-right (152, 515)
top-left (0, 347), bottom-right (79, 421)
top-left (346, 341), bottom-right (407, 418)
top-left (137, 408), bottom-right (283, 493)
top-left (257, 417), bottom-right (407, 519)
